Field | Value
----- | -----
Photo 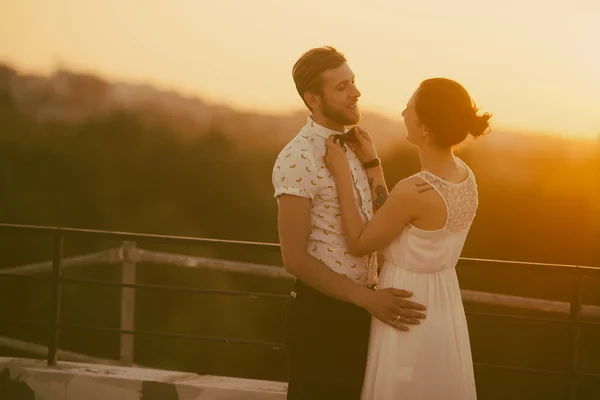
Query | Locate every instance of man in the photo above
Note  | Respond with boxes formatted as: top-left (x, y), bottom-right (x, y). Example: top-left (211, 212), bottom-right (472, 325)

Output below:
top-left (272, 46), bottom-right (427, 399)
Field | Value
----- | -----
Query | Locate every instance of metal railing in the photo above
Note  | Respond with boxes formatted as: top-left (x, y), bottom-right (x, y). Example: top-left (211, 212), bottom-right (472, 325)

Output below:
top-left (0, 222), bottom-right (599, 399)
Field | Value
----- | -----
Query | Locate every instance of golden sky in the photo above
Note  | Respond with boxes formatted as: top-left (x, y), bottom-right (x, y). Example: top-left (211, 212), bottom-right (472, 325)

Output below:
top-left (1, 0), bottom-right (599, 139)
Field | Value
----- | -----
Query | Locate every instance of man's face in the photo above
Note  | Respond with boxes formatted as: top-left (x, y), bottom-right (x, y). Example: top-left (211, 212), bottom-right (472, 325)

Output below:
top-left (314, 63), bottom-right (362, 126)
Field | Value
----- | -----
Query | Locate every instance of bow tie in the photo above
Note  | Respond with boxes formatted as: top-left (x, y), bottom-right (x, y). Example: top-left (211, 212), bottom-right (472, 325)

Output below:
top-left (332, 133), bottom-right (351, 146)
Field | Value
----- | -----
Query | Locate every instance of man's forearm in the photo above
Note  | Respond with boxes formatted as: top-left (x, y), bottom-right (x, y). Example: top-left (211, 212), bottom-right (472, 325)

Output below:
top-left (288, 252), bottom-right (372, 308)
top-left (366, 166), bottom-right (389, 212)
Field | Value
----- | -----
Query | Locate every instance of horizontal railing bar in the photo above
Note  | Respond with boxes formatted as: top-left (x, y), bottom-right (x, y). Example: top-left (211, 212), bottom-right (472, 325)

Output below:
top-left (0, 335), bottom-right (120, 365)
top-left (466, 311), bottom-right (600, 327)
top-left (1, 249), bottom-right (121, 276)
top-left (0, 318), bottom-right (51, 327)
top-left (473, 362), bottom-right (600, 379)
top-left (59, 277), bottom-right (289, 299)
top-left (1, 223), bottom-right (598, 270)
top-left (462, 289), bottom-right (588, 316)
top-left (0, 318), bottom-right (282, 348)
top-left (460, 257), bottom-right (600, 271)
top-left (466, 311), bottom-right (570, 325)
top-left (474, 362), bottom-right (566, 376)
top-left (137, 249), bottom-right (293, 280)
top-left (0, 223), bottom-right (281, 248)
top-left (0, 273), bottom-right (51, 282)
top-left (0, 223), bottom-right (60, 234)
top-left (58, 323), bottom-right (284, 349)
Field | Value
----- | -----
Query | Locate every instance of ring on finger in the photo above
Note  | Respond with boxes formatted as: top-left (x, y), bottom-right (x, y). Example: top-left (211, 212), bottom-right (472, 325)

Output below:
top-left (395, 315), bottom-right (401, 322)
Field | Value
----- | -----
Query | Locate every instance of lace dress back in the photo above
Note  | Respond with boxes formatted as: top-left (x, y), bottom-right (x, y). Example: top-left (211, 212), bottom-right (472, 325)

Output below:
top-left (417, 166), bottom-right (478, 233)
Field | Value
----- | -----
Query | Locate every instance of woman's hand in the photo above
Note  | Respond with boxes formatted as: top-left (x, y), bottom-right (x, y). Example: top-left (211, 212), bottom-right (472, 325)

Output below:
top-left (324, 138), bottom-right (353, 182)
top-left (346, 126), bottom-right (379, 163)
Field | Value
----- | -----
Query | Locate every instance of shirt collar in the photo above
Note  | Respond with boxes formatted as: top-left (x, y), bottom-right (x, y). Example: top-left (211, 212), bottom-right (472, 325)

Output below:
top-left (306, 115), bottom-right (349, 139)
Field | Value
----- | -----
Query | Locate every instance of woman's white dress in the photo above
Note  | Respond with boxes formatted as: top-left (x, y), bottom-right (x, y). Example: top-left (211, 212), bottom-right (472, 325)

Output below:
top-left (361, 159), bottom-right (479, 400)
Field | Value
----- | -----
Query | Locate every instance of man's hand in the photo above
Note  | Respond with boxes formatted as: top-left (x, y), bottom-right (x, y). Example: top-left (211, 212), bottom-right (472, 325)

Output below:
top-left (324, 138), bottom-right (353, 181)
top-left (360, 288), bottom-right (427, 331)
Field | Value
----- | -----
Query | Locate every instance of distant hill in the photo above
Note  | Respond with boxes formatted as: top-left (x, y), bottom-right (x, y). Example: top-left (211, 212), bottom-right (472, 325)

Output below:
top-left (3, 62), bottom-right (593, 155)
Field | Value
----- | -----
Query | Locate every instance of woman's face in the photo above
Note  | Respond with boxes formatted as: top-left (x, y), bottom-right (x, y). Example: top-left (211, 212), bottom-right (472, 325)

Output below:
top-left (402, 89), bottom-right (426, 146)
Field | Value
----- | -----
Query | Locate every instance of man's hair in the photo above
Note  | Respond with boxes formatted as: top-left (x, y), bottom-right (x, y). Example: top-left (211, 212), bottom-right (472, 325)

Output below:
top-left (292, 46), bottom-right (347, 110)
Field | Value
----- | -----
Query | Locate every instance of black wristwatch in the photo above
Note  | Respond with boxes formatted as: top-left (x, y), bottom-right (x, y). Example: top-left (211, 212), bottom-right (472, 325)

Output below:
top-left (362, 158), bottom-right (381, 169)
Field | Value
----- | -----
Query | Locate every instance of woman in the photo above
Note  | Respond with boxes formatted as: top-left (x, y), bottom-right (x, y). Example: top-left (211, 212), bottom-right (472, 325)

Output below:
top-left (324, 77), bottom-right (491, 399)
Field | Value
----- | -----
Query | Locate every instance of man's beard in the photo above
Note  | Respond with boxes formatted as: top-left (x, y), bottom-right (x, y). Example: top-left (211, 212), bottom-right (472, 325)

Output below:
top-left (321, 100), bottom-right (361, 126)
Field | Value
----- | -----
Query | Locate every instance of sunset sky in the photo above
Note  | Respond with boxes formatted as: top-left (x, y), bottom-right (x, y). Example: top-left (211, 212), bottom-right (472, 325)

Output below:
top-left (1, 0), bottom-right (599, 139)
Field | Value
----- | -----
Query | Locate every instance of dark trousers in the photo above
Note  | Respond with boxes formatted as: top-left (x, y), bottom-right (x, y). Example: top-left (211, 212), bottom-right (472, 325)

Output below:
top-left (284, 280), bottom-right (371, 400)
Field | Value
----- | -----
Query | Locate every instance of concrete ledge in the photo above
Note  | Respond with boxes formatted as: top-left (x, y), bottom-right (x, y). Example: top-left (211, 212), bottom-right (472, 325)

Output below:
top-left (0, 357), bottom-right (288, 400)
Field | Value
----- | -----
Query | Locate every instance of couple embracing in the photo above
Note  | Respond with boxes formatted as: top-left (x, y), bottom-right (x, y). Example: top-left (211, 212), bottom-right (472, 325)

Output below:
top-left (273, 46), bottom-right (491, 400)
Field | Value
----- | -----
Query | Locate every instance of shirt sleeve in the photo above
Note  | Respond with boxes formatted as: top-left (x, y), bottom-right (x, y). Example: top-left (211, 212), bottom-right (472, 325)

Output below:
top-left (272, 146), bottom-right (319, 200)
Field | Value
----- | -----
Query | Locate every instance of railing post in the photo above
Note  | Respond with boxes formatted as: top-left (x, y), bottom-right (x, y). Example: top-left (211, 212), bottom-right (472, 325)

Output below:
top-left (567, 269), bottom-right (586, 400)
top-left (47, 229), bottom-right (63, 366)
top-left (120, 241), bottom-right (137, 366)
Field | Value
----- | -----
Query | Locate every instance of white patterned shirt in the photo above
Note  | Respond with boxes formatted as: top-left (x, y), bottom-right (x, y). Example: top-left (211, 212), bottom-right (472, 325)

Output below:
top-left (272, 116), bottom-right (377, 286)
